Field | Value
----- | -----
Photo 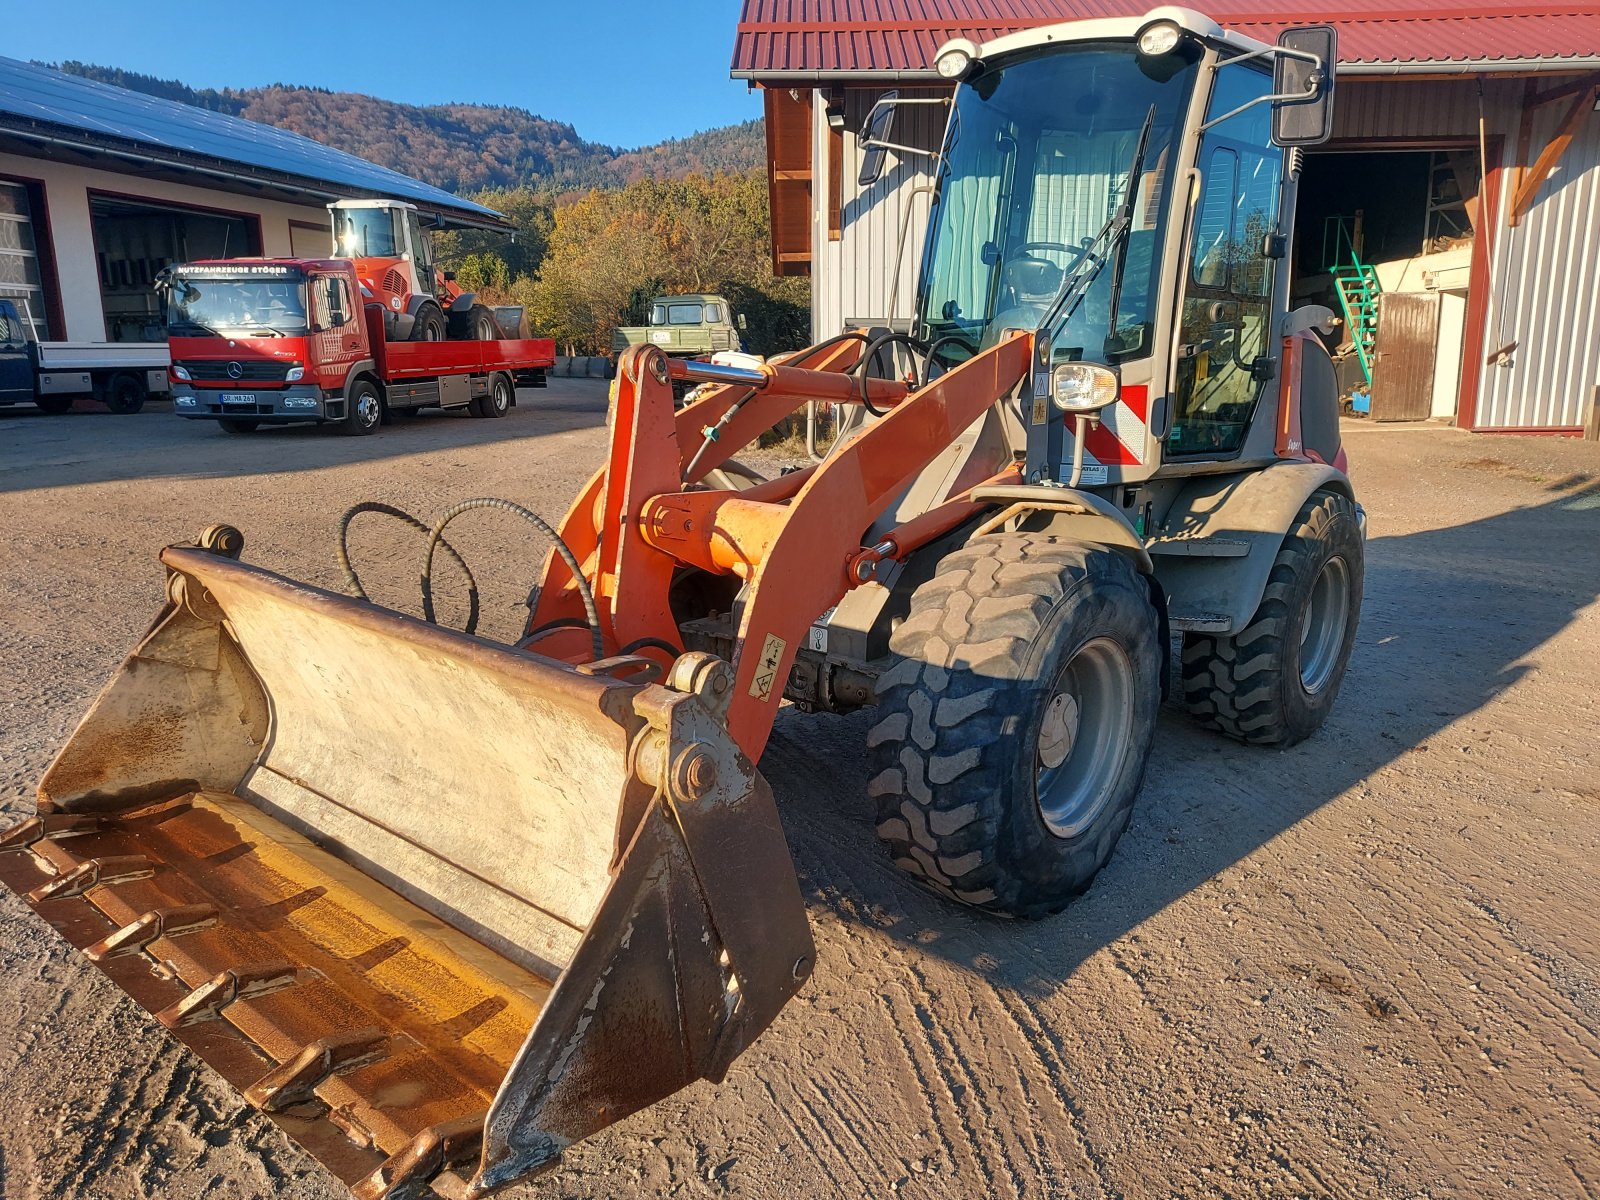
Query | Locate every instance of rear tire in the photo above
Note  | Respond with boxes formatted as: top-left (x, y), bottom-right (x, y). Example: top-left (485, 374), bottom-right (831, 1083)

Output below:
top-left (341, 381), bottom-right (382, 436)
top-left (472, 373), bottom-right (512, 419)
top-left (410, 303), bottom-right (446, 342)
top-left (869, 535), bottom-right (1162, 918)
top-left (468, 306), bottom-right (499, 341)
top-left (1182, 489), bottom-right (1363, 746)
top-left (217, 418), bottom-right (259, 435)
top-left (103, 371), bottom-right (148, 414)
top-left (34, 396), bottom-right (74, 415)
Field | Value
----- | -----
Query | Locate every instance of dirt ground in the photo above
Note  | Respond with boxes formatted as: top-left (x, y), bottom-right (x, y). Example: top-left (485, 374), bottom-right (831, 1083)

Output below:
top-left (0, 387), bottom-right (1596, 1200)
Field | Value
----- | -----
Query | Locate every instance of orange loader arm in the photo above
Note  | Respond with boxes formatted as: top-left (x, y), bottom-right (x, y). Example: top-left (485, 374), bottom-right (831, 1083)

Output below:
top-left (526, 331), bottom-right (1034, 762)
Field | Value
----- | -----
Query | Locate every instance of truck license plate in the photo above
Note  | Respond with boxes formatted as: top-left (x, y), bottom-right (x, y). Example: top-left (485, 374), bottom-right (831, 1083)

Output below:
top-left (220, 393), bottom-right (256, 405)
top-left (650, 332), bottom-right (672, 345)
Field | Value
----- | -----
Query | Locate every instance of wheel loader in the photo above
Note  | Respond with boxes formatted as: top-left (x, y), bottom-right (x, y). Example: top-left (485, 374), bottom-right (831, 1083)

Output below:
top-left (329, 198), bottom-right (512, 342)
top-left (0, 9), bottom-right (1364, 1197)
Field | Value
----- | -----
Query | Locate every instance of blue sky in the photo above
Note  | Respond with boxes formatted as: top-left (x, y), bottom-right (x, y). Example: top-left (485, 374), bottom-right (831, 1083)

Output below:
top-left (9, 0), bottom-right (759, 148)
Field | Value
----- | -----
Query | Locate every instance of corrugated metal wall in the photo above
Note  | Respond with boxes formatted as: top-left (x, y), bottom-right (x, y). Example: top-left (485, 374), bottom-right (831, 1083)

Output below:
top-left (812, 87), bottom-right (946, 337)
top-left (1476, 109), bottom-right (1600, 429)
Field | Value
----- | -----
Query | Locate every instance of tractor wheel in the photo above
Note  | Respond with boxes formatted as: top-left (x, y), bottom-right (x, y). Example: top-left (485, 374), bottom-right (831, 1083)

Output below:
top-left (468, 306), bottom-right (499, 341)
top-left (34, 396), bottom-right (74, 415)
top-left (471, 372), bottom-right (512, 418)
top-left (1182, 489), bottom-right (1363, 746)
top-left (217, 418), bottom-right (259, 435)
top-left (341, 381), bottom-right (383, 436)
top-left (869, 535), bottom-right (1162, 918)
top-left (103, 371), bottom-right (148, 414)
top-left (411, 303), bottom-right (447, 342)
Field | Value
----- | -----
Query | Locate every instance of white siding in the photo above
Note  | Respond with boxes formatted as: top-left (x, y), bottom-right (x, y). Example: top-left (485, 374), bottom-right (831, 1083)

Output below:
top-left (1477, 111), bottom-right (1600, 429)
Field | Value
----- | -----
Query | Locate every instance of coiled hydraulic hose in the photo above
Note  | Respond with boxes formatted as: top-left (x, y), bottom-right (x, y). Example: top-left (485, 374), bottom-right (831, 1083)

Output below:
top-left (337, 501), bottom-right (483, 634)
top-left (422, 497), bottom-right (604, 660)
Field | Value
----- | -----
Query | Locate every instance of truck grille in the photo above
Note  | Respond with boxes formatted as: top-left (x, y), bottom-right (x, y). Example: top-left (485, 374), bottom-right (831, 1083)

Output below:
top-left (176, 359), bottom-right (295, 383)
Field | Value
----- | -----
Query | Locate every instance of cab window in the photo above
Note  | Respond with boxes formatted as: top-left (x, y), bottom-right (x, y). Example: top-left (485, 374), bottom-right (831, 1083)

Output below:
top-left (313, 276), bottom-right (354, 329)
top-left (1169, 66), bottom-right (1283, 457)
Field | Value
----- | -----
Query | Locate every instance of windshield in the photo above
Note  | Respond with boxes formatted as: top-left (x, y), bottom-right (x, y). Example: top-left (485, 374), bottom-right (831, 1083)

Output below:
top-left (166, 276), bottom-right (309, 336)
top-left (915, 43), bottom-right (1198, 367)
top-left (332, 208), bottom-right (400, 258)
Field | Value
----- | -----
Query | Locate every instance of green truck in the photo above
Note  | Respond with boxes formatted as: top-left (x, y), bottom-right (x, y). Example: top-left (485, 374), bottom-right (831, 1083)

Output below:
top-left (611, 293), bottom-right (745, 359)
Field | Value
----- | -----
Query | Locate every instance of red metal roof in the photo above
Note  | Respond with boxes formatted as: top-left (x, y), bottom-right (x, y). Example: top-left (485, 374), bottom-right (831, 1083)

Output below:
top-left (731, 2), bottom-right (1600, 77)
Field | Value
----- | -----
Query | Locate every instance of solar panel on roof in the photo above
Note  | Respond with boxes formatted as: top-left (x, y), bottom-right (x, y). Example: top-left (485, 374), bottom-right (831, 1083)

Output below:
top-left (0, 55), bottom-right (503, 224)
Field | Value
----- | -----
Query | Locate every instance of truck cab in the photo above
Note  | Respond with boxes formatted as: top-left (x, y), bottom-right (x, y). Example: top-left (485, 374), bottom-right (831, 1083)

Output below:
top-left (611, 294), bottom-right (745, 358)
top-left (166, 259), bottom-right (373, 427)
top-left (0, 299), bottom-right (31, 406)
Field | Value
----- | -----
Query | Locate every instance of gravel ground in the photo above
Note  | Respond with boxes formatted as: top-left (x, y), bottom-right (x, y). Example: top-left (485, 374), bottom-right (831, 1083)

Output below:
top-left (0, 386), bottom-right (1597, 1200)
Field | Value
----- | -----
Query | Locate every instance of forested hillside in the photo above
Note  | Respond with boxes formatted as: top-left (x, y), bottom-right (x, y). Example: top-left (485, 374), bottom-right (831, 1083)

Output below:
top-left (44, 61), bottom-right (763, 191)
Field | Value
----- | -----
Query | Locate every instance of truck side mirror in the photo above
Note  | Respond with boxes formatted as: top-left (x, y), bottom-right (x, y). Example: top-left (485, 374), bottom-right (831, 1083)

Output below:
top-left (737, 313), bottom-right (747, 331)
top-left (1272, 25), bottom-right (1336, 147)
top-left (858, 91), bottom-right (900, 187)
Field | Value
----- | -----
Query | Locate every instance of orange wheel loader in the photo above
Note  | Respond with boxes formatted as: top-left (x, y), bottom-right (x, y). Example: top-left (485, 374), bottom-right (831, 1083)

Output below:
top-left (1, 11), bottom-right (1364, 1197)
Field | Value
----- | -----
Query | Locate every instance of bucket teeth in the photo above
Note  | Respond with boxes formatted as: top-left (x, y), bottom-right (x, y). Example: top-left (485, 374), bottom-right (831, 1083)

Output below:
top-left (84, 903), bottom-right (220, 963)
top-left (26, 853), bottom-right (154, 903)
top-left (0, 813), bottom-right (109, 851)
top-left (245, 1027), bottom-right (389, 1113)
top-left (352, 1114), bottom-right (486, 1200)
top-left (156, 961), bottom-right (300, 1029)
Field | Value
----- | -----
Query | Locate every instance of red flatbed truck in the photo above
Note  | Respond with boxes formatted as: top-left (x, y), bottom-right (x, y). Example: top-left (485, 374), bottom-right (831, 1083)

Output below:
top-left (162, 258), bottom-right (555, 435)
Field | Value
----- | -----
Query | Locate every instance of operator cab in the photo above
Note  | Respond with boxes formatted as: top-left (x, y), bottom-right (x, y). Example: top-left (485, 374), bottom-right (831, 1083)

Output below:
top-left (862, 7), bottom-right (1336, 486)
top-left (329, 198), bottom-right (439, 298)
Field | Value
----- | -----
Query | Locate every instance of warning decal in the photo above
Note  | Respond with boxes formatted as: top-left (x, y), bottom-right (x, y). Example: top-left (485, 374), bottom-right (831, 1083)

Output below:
top-left (748, 633), bottom-right (788, 703)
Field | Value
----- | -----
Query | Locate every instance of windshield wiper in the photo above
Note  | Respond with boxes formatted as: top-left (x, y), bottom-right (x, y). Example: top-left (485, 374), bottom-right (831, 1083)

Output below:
top-left (168, 319), bottom-right (219, 336)
top-left (1035, 103), bottom-right (1159, 339)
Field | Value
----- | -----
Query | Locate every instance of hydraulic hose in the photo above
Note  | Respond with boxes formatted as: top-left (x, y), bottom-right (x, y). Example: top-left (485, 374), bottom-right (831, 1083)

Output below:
top-left (337, 501), bottom-right (482, 635)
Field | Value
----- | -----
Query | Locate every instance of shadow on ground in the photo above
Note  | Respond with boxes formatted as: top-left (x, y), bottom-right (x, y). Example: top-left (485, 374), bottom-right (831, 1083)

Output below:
top-left (766, 478), bottom-right (1600, 994)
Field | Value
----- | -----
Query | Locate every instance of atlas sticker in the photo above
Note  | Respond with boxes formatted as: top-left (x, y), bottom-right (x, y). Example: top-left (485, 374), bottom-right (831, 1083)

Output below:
top-left (748, 632), bottom-right (788, 703)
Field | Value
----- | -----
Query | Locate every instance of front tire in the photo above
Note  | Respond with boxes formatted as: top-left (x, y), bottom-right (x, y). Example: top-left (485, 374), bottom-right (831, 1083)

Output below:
top-left (410, 303), bottom-right (446, 342)
top-left (341, 381), bottom-right (382, 436)
top-left (1182, 489), bottom-right (1363, 746)
top-left (869, 536), bottom-right (1162, 918)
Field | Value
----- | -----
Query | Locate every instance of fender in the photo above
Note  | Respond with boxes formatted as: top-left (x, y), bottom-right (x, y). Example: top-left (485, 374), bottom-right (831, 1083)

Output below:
top-left (969, 483), bottom-right (1153, 574)
top-left (1151, 462), bottom-right (1357, 636)
top-left (338, 359), bottom-right (379, 407)
top-left (448, 292), bottom-right (478, 313)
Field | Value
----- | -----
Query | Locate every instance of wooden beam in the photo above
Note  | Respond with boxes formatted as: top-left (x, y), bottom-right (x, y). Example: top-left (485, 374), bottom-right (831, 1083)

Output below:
top-left (1509, 84), bottom-right (1598, 227)
top-left (1526, 70), bottom-right (1600, 111)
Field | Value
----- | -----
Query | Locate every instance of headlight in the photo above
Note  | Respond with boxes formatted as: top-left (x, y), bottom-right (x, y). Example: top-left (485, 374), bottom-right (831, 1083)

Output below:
top-left (1052, 363), bottom-right (1118, 413)
top-left (1136, 19), bottom-right (1183, 56)
top-left (285, 366), bottom-right (305, 382)
top-left (934, 38), bottom-right (979, 80)
top-left (171, 364), bottom-right (191, 381)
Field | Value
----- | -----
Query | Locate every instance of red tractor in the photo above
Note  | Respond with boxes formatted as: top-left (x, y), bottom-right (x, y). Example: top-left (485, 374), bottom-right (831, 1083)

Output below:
top-left (328, 198), bottom-right (512, 343)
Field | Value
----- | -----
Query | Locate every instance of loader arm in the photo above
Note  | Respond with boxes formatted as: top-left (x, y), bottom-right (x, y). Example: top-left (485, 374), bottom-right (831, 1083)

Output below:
top-left (528, 331), bottom-right (1034, 761)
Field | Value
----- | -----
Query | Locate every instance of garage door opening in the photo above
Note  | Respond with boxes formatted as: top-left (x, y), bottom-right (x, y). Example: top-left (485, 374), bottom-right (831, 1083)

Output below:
top-left (90, 195), bottom-right (261, 342)
top-left (1291, 148), bottom-right (1478, 422)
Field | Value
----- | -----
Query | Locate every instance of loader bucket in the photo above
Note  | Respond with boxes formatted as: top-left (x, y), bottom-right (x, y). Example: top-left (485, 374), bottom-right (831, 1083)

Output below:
top-left (0, 540), bottom-right (813, 1199)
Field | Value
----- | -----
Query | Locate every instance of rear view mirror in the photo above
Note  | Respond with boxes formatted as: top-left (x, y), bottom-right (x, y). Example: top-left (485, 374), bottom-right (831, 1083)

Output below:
top-left (1272, 25), bottom-right (1336, 146)
top-left (858, 91), bottom-right (900, 187)
top-left (737, 313), bottom-right (748, 331)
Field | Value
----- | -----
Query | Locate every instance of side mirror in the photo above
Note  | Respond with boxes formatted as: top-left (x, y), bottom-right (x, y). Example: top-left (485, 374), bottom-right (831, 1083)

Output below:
top-left (737, 313), bottom-right (747, 331)
top-left (858, 90), bottom-right (900, 187)
top-left (1272, 25), bottom-right (1336, 146)
top-left (443, 270), bottom-right (457, 282)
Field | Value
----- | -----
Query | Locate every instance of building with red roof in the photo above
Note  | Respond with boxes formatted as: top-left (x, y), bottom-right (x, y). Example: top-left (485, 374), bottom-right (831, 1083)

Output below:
top-left (731, 3), bottom-right (1600, 432)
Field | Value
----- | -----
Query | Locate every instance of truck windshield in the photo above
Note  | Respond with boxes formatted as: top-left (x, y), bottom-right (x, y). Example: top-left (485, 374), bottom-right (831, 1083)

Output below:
top-left (166, 277), bottom-right (309, 336)
top-left (915, 43), bottom-right (1198, 367)
top-left (332, 208), bottom-right (400, 258)
top-left (653, 303), bottom-right (705, 326)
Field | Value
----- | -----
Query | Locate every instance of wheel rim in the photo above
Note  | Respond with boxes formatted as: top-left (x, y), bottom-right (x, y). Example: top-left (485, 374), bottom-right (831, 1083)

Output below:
top-left (1035, 637), bottom-right (1135, 838)
top-left (356, 391), bottom-right (380, 428)
top-left (1299, 555), bottom-right (1351, 694)
top-left (494, 381), bottom-right (509, 412)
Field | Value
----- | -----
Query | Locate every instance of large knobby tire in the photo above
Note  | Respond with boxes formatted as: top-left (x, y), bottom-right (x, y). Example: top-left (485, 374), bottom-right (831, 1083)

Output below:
top-left (869, 536), bottom-right (1163, 918)
top-left (410, 303), bottom-right (447, 342)
top-left (341, 380), bottom-right (383, 436)
top-left (469, 306), bottom-right (499, 341)
top-left (103, 371), bottom-right (148, 414)
top-left (1182, 489), bottom-right (1363, 746)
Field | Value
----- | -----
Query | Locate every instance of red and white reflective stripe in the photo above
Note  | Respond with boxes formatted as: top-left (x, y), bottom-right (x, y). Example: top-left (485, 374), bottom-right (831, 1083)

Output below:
top-left (1068, 383), bottom-right (1149, 473)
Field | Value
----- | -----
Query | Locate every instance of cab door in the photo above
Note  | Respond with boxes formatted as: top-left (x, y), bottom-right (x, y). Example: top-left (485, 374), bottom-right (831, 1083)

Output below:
top-left (0, 302), bottom-right (33, 404)
top-left (309, 274), bottom-right (364, 389)
top-left (1168, 65), bottom-right (1285, 458)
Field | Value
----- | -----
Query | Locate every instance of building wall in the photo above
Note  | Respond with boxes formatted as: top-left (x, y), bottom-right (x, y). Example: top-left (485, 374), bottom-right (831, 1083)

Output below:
top-left (1476, 110), bottom-right (1600, 430)
top-left (0, 150), bottom-right (332, 342)
top-left (806, 73), bottom-right (1597, 431)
